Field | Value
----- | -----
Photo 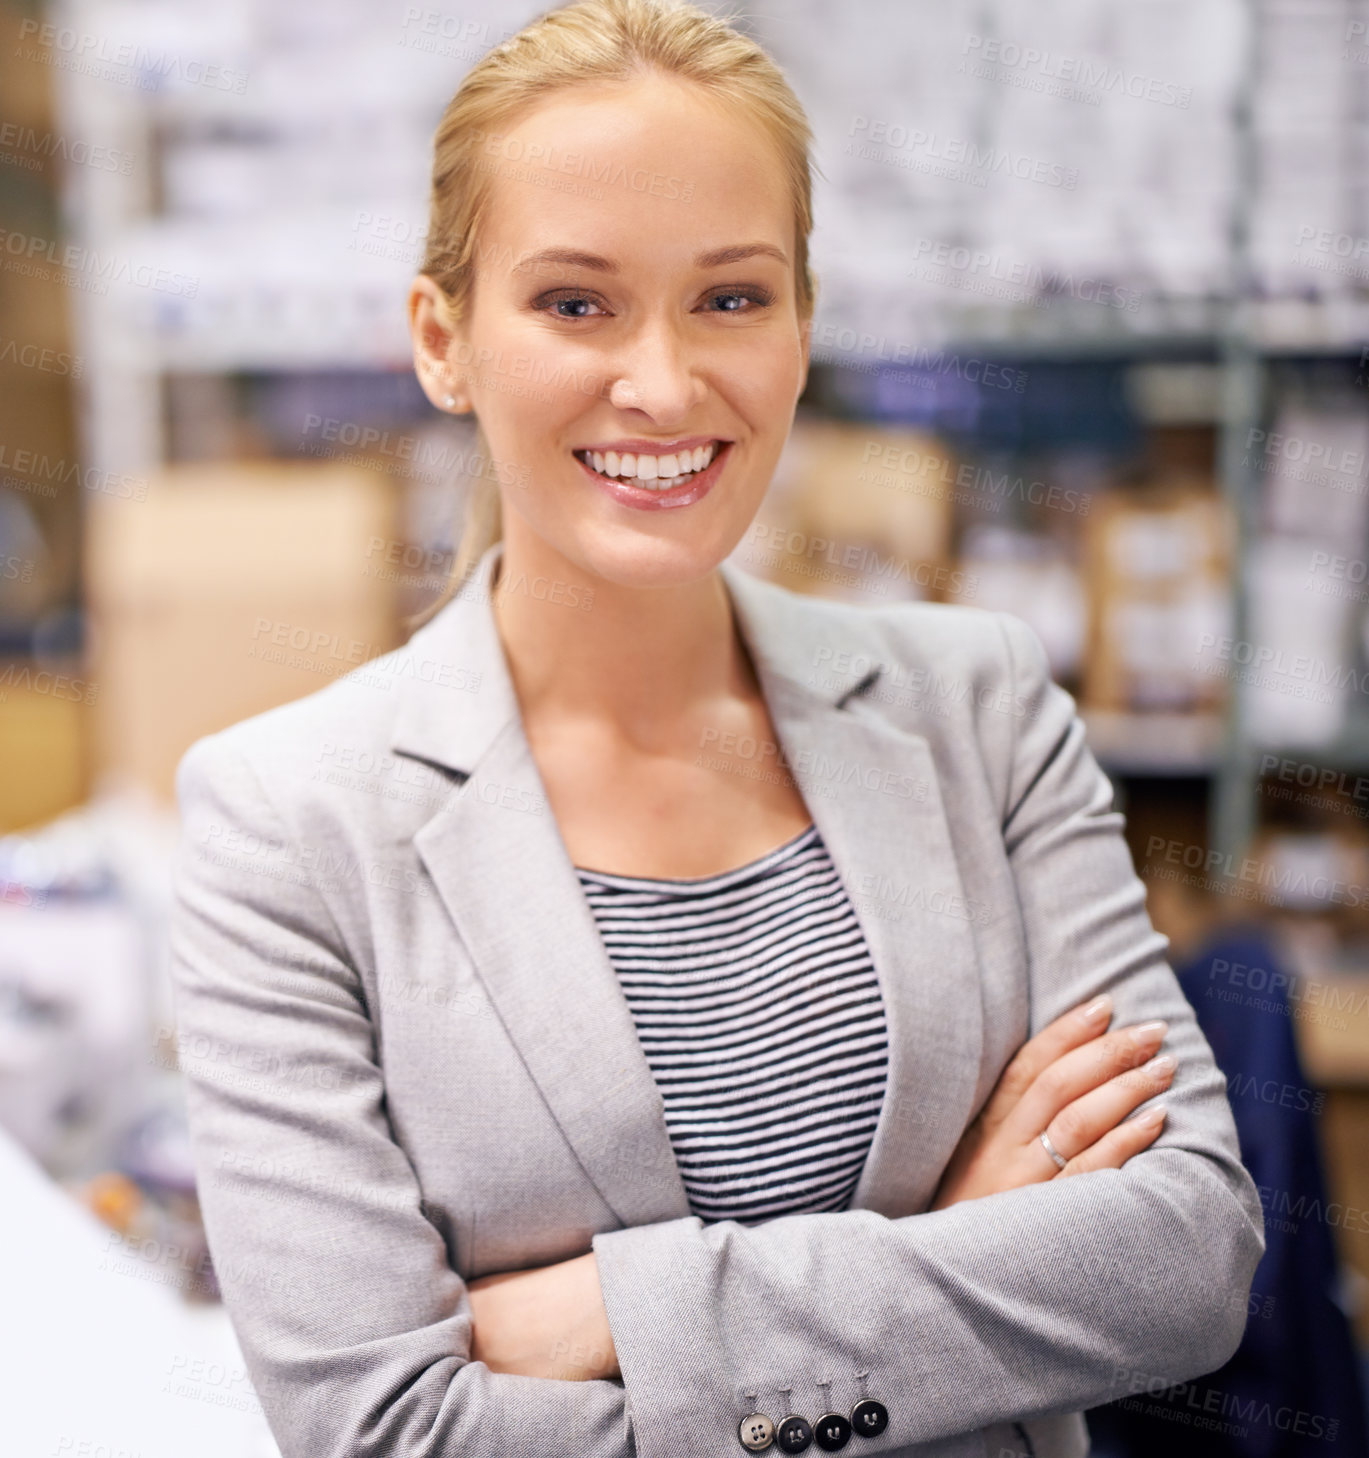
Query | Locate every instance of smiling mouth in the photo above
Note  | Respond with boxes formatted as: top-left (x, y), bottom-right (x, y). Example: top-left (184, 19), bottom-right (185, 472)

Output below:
top-left (572, 440), bottom-right (725, 491)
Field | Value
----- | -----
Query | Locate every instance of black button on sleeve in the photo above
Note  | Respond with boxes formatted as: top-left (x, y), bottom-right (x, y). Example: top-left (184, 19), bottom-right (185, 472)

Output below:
top-left (776, 1414), bottom-right (814, 1452)
top-left (813, 1411), bottom-right (851, 1450)
top-left (851, 1399), bottom-right (888, 1438)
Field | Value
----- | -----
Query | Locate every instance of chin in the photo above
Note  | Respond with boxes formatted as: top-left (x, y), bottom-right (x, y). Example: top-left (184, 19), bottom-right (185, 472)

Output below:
top-left (564, 524), bottom-right (747, 591)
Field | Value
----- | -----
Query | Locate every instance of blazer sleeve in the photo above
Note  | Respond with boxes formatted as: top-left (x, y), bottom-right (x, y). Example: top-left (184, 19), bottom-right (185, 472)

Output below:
top-left (168, 733), bottom-right (636, 1458)
top-left (589, 611), bottom-right (1267, 1456)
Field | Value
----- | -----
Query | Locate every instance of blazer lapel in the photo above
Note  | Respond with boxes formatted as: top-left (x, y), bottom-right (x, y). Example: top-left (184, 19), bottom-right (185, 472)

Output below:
top-left (393, 543), bottom-right (985, 1230)
top-left (413, 721), bottom-right (696, 1228)
top-left (717, 565), bottom-right (986, 1219)
top-left (397, 546), bottom-right (690, 1229)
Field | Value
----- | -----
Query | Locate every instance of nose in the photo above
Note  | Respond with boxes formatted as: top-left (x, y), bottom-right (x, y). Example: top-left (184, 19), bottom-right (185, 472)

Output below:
top-left (604, 315), bottom-right (706, 421)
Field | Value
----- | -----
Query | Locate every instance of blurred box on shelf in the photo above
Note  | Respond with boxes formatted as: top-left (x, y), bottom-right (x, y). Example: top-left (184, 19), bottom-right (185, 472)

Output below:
top-left (1255, 827), bottom-right (1369, 917)
top-left (1083, 482), bottom-right (1233, 713)
top-left (1293, 975), bottom-right (1369, 1086)
top-left (1257, 403), bottom-right (1369, 547)
top-left (0, 662), bottom-right (90, 832)
top-left (1277, 912), bottom-right (1369, 1085)
top-left (0, 269), bottom-right (79, 357)
top-left (1244, 534), bottom-right (1356, 748)
top-left (742, 418), bottom-right (956, 603)
top-left (947, 524), bottom-right (1086, 682)
top-left (85, 462), bottom-right (399, 805)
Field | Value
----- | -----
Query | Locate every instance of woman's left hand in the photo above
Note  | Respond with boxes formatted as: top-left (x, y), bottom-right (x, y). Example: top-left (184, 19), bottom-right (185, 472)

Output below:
top-left (465, 1250), bottom-right (620, 1381)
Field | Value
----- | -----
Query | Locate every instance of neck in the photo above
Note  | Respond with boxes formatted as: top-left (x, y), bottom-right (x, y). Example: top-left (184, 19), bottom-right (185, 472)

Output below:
top-left (489, 520), bottom-right (753, 749)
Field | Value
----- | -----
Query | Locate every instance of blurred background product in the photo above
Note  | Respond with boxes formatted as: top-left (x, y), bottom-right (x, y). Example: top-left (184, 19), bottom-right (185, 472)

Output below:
top-left (747, 418), bottom-right (955, 602)
top-left (84, 462), bottom-right (398, 801)
top-left (2, 0), bottom-right (1369, 1454)
top-left (1083, 484), bottom-right (1232, 714)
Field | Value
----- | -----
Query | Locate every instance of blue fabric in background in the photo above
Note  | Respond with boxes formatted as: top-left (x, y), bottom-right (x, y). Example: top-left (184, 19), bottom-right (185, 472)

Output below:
top-left (1086, 926), bottom-right (1369, 1458)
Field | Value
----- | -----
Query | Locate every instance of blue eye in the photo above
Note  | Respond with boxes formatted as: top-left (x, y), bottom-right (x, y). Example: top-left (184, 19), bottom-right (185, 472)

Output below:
top-left (709, 289), bottom-right (774, 312)
top-left (542, 294), bottom-right (603, 318)
top-left (533, 285), bottom-right (776, 318)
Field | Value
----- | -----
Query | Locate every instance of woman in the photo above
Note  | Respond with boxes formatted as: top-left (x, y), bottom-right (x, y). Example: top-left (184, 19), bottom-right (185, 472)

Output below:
top-left (168, 3), bottom-right (1264, 1456)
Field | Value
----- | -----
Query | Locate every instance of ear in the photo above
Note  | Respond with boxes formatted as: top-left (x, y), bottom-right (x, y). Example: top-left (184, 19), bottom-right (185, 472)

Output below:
top-left (796, 315), bottom-right (813, 401)
top-left (408, 274), bottom-right (471, 412)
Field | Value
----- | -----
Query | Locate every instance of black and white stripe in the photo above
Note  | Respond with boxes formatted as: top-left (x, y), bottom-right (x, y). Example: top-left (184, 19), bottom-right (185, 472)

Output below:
top-left (574, 823), bottom-right (889, 1225)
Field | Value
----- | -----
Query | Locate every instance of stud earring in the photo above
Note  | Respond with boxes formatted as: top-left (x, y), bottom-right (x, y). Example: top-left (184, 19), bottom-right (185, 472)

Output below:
top-left (443, 394), bottom-right (458, 410)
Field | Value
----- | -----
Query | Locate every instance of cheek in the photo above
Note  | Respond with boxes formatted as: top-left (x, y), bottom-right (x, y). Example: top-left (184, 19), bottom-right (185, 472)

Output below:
top-left (728, 336), bottom-right (805, 409)
top-left (485, 382), bottom-right (591, 463)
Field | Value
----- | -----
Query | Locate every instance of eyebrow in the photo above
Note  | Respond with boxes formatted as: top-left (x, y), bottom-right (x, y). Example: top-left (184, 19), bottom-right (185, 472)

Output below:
top-left (512, 242), bottom-right (789, 275)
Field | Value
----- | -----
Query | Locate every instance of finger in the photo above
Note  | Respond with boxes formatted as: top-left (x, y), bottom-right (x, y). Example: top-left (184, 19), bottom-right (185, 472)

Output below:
top-left (1004, 1019), bottom-right (1170, 1144)
top-left (980, 995), bottom-right (1115, 1127)
top-left (1040, 1052), bottom-right (1176, 1165)
top-left (1059, 1103), bottom-right (1168, 1175)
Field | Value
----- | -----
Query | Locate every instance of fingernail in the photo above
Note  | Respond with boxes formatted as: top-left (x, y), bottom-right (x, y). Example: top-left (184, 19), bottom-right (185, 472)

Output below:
top-left (1146, 1053), bottom-right (1176, 1075)
top-left (1130, 1019), bottom-right (1168, 1045)
top-left (1080, 995), bottom-right (1112, 1023)
top-left (1135, 1104), bottom-right (1167, 1125)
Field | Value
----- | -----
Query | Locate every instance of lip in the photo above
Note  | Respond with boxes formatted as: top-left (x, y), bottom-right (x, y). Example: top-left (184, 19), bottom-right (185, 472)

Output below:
top-left (575, 440), bottom-right (733, 512)
top-left (573, 434), bottom-right (729, 455)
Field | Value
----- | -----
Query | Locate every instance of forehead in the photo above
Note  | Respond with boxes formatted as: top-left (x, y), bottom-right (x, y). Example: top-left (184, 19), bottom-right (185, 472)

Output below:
top-left (475, 74), bottom-right (793, 278)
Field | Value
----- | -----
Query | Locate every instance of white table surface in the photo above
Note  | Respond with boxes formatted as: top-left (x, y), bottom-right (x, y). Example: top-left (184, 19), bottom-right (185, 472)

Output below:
top-left (0, 1128), bottom-right (281, 1458)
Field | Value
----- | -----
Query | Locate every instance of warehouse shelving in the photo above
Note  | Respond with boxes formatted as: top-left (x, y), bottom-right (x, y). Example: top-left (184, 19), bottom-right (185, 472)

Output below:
top-left (46, 0), bottom-right (1369, 869)
top-left (796, 2), bottom-right (1369, 872)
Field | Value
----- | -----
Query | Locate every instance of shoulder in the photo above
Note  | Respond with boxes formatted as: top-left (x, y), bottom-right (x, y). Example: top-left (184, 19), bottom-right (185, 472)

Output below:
top-left (753, 579), bottom-right (1077, 822)
top-left (857, 598), bottom-right (1062, 763)
top-left (865, 597), bottom-right (1048, 685)
top-left (758, 572), bottom-right (1056, 724)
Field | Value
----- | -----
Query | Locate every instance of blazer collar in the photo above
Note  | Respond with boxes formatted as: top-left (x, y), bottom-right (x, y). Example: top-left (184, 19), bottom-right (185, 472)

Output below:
top-left (390, 539), bottom-right (879, 775)
top-left (394, 540), bottom-right (986, 1229)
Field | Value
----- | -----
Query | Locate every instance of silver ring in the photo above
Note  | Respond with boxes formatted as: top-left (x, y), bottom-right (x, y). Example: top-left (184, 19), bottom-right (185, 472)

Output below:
top-left (1039, 1130), bottom-right (1068, 1170)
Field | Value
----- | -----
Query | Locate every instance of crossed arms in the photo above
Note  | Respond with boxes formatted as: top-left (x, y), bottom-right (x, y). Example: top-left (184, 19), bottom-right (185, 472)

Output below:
top-left (167, 613), bottom-right (1264, 1458)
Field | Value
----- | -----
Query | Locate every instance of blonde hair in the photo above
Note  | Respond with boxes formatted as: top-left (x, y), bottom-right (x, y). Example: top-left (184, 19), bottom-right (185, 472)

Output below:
top-left (408, 0), bottom-right (819, 629)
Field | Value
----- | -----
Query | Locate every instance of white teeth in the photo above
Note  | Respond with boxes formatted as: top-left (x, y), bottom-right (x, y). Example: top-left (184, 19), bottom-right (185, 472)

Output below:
top-left (574, 441), bottom-right (723, 488)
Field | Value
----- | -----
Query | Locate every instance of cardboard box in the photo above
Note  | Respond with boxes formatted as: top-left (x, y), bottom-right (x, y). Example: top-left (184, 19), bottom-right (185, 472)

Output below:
top-left (1243, 534), bottom-right (1354, 748)
top-left (84, 462), bottom-right (399, 804)
top-left (1083, 483), bottom-right (1233, 712)
top-left (948, 525), bottom-right (1087, 680)
top-left (0, 662), bottom-right (90, 831)
top-left (744, 419), bottom-right (956, 604)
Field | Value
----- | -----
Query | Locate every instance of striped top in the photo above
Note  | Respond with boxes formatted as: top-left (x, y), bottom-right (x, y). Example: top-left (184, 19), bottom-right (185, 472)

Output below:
top-left (573, 822), bottom-right (889, 1225)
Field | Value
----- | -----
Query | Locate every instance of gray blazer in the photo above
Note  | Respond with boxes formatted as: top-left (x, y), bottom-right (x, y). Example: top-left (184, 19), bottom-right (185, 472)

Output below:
top-left (168, 539), bottom-right (1265, 1458)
